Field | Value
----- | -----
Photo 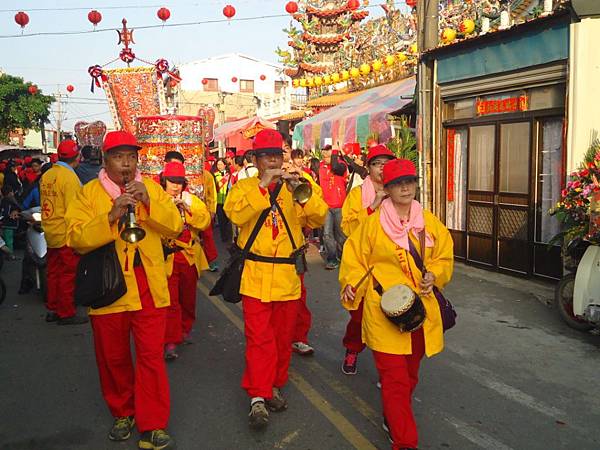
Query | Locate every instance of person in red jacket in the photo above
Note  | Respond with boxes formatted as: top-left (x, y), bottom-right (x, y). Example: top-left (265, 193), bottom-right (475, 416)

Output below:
top-left (318, 145), bottom-right (348, 270)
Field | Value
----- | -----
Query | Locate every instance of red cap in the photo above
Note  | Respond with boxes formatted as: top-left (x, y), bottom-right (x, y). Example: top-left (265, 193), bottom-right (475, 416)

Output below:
top-left (207, 155), bottom-right (216, 162)
top-left (225, 150), bottom-right (235, 158)
top-left (57, 140), bottom-right (79, 159)
top-left (383, 158), bottom-right (418, 186)
top-left (163, 161), bottom-right (186, 178)
top-left (252, 129), bottom-right (283, 156)
top-left (102, 130), bottom-right (141, 153)
top-left (367, 144), bottom-right (395, 164)
top-left (24, 156), bottom-right (33, 164)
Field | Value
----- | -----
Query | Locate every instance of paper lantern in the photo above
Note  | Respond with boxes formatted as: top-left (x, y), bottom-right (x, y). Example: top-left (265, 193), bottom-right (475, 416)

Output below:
top-left (314, 76), bottom-right (323, 86)
top-left (460, 19), bottom-right (475, 34)
top-left (28, 85), bottom-right (37, 95)
top-left (372, 59), bottom-right (383, 72)
top-left (341, 70), bottom-right (350, 81)
top-left (15, 11), bottom-right (29, 29)
top-left (66, 85), bottom-right (75, 93)
top-left (397, 52), bottom-right (407, 62)
top-left (385, 55), bottom-right (395, 66)
top-left (231, 76), bottom-right (238, 83)
top-left (260, 74), bottom-right (266, 81)
top-left (347, 0), bottom-right (360, 11)
top-left (331, 73), bottom-right (341, 83)
top-left (293, 79), bottom-right (300, 88)
top-left (300, 79), bottom-right (307, 87)
top-left (350, 67), bottom-right (360, 78)
top-left (323, 75), bottom-right (332, 85)
top-left (406, 0), bottom-right (417, 7)
top-left (285, 1), bottom-right (299, 14)
top-left (307, 78), bottom-right (315, 88)
top-left (202, 78), bottom-right (209, 85)
top-left (359, 63), bottom-right (371, 75)
top-left (157, 7), bottom-right (171, 22)
top-left (441, 28), bottom-right (457, 44)
top-left (223, 5), bottom-right (236, 19)
top-left (87, 10), bottom-right (102, 28)
top-left (409, 43), bottom-right (418, 54)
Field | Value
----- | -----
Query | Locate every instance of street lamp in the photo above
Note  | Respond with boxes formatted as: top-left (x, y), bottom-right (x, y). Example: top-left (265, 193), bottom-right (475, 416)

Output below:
top-left (571, 0), bottom-right (600, 18)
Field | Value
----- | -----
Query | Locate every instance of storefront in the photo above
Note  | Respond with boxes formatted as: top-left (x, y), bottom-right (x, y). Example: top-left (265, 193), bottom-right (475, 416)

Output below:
top-left (427, 14), bottom-right (571, 279)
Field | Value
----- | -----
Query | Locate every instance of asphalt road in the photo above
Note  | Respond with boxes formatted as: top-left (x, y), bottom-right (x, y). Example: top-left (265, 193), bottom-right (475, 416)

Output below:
top-left (1, 242), bottom-right (599, 450)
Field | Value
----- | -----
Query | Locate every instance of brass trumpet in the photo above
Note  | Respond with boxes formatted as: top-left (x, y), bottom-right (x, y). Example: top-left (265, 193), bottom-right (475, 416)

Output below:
top-left (285, 176), bottom-right (312, 205)
top-left (120, 176), bottom-right (146, 244)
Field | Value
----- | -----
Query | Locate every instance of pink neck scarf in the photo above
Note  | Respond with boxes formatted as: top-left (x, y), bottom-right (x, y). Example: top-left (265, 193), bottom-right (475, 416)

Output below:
top-left (379, 198), bottom-right (434, 250)
top-left (361, 176), bottom-right (376, 208)
top-left (98, 168), bottom-right (143, 200)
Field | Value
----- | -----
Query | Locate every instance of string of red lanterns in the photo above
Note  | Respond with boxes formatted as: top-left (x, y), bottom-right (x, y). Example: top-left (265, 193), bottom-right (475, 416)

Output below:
top-left (223, 5), bottom-right (236, 19)
top-left (347, 0), bottom-right (360, 11)
top-left (28, 85), bottom-right (37, 95)
top-left (87, 10), bottom-right (102, 28)
top-left (406, 0), bottom-right (418, 8)
top-left (14, 11), bottom-right (29, 30)
top-left (157, 7), bottom-right (171, 23)
top-left (285, 2), bottom-right (299, 14)
top-left (66, 85), bottom-right (75, 93)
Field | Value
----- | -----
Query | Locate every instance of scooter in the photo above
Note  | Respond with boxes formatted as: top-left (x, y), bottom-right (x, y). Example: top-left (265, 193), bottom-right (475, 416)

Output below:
top-left (20, 207), bottom-right (47, 299)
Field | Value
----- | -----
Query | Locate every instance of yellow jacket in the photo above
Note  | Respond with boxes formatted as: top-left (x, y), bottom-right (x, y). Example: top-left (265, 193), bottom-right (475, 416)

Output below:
top-left (339, 209), bottom-right (454, 357)
top-left (203, 170), bottom-right (217, 215)
top-left (65, 178), bottom-right (183, 315)
top-left (40, 163), bottom-right (82, 248)
top-left (341, 184), bottom-right (371, 237)
top-left (165, 192), bottom-right (211, 276)
top-left (301, 170), bottom-right (323, 200)
top-left (224, 177), bottom-right (328, 301)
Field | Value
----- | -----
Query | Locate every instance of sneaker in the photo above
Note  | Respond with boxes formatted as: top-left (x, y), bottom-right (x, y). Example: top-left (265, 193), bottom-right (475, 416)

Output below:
top-left (108, 416), bottom-right (135, 441)
top-left (265, 387), bottom-right (288, 412)
top-left (164, 344), bottom-right (178, 361)
top-left (45, 312), bottom-right (59, 323)
top-left (325, 261), bottom-right (339, 270)
top-left (208, 262), bottom-right (219, 272)
top-left (57, 315), bottom-right (89, 325)
top-left (292, 341), bottom-right (314, 356)
top-left (376, 381), bottom-right (382, 389)
top-left (138, 429), bottom-right (175, 450)
top-left (342, 350), bottom-right (358, 375)
top-left (182, 333), bottom-right (194, 345)
top-left (248, 400), bottom-right (269, 429)
top-left (382, 417), bottom-right (393, 444)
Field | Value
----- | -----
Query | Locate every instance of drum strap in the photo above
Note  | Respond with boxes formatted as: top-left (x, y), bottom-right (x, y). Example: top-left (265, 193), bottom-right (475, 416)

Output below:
top-left (408, 230), bottom-right (428, 275)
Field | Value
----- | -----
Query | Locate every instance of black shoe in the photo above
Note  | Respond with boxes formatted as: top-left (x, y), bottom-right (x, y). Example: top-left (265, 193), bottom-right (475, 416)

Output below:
top-left (265, 388), bottom-right (288, 412)
top-left (108, 416), bottom-right (135, 441)
top-left (138, 429), bottom-right (175, 449)
top-left (248, 401), bottom-right (269, 430)
top-left (45, 312), bottom-right (59, 323)
top-left (57, 315), bottom-right (89, 325)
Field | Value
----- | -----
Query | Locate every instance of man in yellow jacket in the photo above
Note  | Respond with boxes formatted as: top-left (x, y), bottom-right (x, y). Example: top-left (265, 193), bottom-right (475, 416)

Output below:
top-left (65, 130), bottom-right (182, 450)
top-left (160, 161), bottom-right (211, 360)
top-left (39, 139), bottom-right (86, 324)
top-left (224, 129), bottom-right (327, 429)
top-left (339, 144), bottom-right (395, 375)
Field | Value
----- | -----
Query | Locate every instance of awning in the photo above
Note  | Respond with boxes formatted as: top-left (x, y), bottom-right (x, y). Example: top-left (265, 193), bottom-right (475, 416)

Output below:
top-left (292, 77), bottom-right (416, 150)
top-left (213, 116), bottom-right (276, 142)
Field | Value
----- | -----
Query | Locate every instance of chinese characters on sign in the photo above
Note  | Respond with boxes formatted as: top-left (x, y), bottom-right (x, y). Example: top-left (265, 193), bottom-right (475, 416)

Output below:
top-left (476, 95), bottom-right (528, 116)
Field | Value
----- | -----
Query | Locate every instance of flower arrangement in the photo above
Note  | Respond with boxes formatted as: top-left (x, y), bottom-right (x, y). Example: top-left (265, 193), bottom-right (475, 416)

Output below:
top-left (550, 140), bottom-right (600, 244)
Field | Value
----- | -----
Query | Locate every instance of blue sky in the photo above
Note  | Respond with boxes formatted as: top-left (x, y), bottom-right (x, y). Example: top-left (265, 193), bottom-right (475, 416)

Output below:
top-left (0, 1), bottom-right (392, 132)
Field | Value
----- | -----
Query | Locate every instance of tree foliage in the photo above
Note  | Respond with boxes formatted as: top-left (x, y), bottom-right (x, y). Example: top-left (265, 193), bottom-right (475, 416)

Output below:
top-left (0, 73), bottom-right (54, 143)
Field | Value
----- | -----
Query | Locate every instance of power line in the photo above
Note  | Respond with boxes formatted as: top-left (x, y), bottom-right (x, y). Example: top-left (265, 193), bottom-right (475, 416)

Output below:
top-left (0, 4), bottom-right (166, 13)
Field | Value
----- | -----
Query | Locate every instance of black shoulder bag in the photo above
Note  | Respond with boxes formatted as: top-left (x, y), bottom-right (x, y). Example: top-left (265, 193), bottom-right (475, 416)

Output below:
top-left (74, 241), bottom-right (127, 309)
top-left (209, 183), bottom-right (283, 303)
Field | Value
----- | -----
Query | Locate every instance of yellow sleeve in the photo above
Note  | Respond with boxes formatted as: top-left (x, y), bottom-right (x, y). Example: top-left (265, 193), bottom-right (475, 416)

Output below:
top-left (341, 186), bottom-right (368, 237)
top-left (137, 181), bottom-right (183, 239)
top-left (294, 189), bottom-right (328, 230)
top-left (301, 171), bottom-right (323, 199)
top-left (223, 179), bottom-right (270, 227)
top-left (203, 170), bottom-right (217, 214)
top-left (186, 195), bottom-right (211, 232)
top-left (65, 189), bottom-right (116, 255)
top-left (425, 213), bottom-right (454, 290)
top-left (63, 173), bottom-right (82, 209)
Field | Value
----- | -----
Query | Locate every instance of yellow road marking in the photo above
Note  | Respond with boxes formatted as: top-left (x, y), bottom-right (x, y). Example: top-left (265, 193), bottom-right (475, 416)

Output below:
top-left (274, 429), bottom-right (300, 448)
top-left (196, 282), bottom-right (377, 450)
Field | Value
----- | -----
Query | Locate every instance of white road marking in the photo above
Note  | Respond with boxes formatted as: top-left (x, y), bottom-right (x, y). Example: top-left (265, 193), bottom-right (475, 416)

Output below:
top-left (444, 415), bottom-right (515, 450)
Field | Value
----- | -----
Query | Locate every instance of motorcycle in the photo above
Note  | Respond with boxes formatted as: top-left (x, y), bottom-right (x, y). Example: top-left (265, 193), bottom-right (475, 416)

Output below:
top-left (20, 207), bottom-right (47, 299)
top-left (555, 237), bottom-right (599, 331)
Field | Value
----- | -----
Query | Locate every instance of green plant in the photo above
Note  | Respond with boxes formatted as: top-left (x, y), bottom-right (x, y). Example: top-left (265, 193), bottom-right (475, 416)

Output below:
top-left (387, 117), bottom-right (417, 167)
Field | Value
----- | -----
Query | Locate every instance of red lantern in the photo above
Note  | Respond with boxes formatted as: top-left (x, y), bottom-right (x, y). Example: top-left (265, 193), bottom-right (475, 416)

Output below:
top-left (347, 0), bottom-right (360, 11)
top-left (260, 74), bottom-right (266, 81)
top-left (202, 78), bottom-right (208, 85)
top-left (157, 7), bottom-right (171, 23)
top-left (28, 85), bottom-right (37, 95)
top-left (66, 85), bottom-right (75, 93)
top-left (231, 76), bottom-right (238, 83)
top-left (223, 5), bottom-right (236, 19)
top-left (87, 10), bottom-right (102, 28)
top-left (406, 0), bottom-right (417, 7)
top-left (169, 79), bottom-right (178, 88)
top-left (15, 11), bottom-right (29, 29)
top-left (285, 1), bottom-right (299, 14)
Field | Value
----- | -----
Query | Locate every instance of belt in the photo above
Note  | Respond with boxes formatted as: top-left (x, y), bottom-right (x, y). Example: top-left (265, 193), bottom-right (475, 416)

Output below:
top-left (246, 252), bottom-right (295, 265)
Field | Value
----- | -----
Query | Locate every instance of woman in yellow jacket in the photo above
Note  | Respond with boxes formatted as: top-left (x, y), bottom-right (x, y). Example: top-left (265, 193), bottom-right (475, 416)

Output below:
top-left (65, 131), bottom-right (183, 450)
top-left (339, 158), bottom-right (453, 450)
top-left (224, 129), bottom-right (327, 430)
top-left (339, 144), bottom-right (395, 375)
top-left (160, 161), bottom-right (211, 360)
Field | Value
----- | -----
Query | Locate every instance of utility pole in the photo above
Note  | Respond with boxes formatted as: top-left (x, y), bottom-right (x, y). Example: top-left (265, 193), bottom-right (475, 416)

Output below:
top-left (51, 86), bottom-right (67, 148)
top-left (416, 0), bottom-right (439, 211)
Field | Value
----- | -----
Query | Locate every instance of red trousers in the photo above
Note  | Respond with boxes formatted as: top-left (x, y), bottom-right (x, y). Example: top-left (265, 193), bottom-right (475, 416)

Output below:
top-left (200, 220), bottom-right (218, 263)
top-left (165, 260), bottom-right (198, 345)
top-left (241, 296), bottom-right (299, 398)
top-left (90, 266), bottom-right (170, 432)
top-left (293, 276), bottom-right (311, 344)
top-left (342, 301), bottom-right (366, 353)
top-left (373, 328), bottom-right (425, 449)
top-left (46, 246), bottom-right (79, 318)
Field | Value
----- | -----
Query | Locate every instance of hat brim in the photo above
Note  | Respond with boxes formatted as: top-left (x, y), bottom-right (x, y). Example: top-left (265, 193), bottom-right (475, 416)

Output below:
top-left (254, 148), bottom-right (284, 157)
top-left (367, 154), bottom-right (395, 164)
top-left (384, 175), bottom-right (418, 187)
top-left (103, 144), bottom-right (142, 153)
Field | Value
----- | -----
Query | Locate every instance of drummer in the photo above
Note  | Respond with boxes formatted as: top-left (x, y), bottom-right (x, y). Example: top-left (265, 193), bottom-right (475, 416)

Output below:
top-left (339, 158), bottom-right (454, 449)
top-left (340, 144), bottom-right (395, 375)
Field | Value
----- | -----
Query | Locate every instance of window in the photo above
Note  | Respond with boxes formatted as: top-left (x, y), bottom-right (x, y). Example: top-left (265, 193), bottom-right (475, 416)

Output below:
top-left (240, 79), bottom-right (254, 93)
top-left (499, 122), bottom-right (530, 194)
top-left (274, 81), bottom-right (286, 94)
top-left (468, 125), bottom-right (496, 191)
top-left (204, 78), bottom-right (219, 92)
